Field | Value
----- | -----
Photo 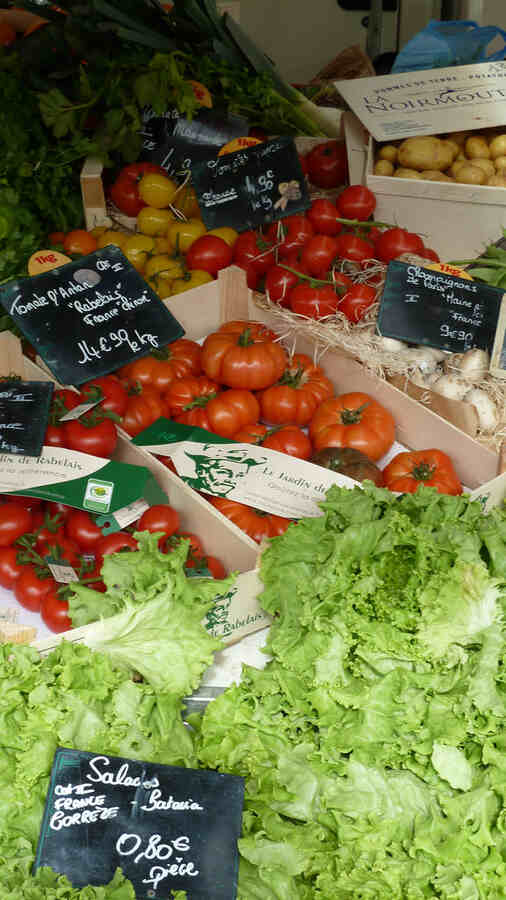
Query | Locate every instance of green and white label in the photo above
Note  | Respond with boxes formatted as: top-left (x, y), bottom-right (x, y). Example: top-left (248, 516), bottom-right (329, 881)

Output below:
top-left (83, 478), bottom-right (114, 513)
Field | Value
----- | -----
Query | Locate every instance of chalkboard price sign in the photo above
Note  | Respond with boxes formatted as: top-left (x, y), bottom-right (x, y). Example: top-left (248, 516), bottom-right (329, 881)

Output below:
top-left (34, 748), bottom-right (244, 899)
top-left (0, 247), bottom-right (185, 386)
top-left (191, 136), bottom-right (310, 231)
top-left (377, 260), bottom-right (503, 354)
top-left (140, 106), bottom-right (249, 177)
top-left (0, 379), bottom-right (53, 456)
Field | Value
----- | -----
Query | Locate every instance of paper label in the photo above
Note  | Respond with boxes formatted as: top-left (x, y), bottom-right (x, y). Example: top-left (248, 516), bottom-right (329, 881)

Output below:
top-left (203, 569), bottom-right (271, 645)
top-left (469, 472), bottom-right (506, 512)
top-left (0, 446), bottom-right (105, 493)
top-left (47, 563), bottom-right (79, 584)
top-left (59, 400), bottom-right (100, 422)
top-left (111, 497), bottom-right (149, 529)
top-left (335, 60), bottom-right (506, 141)
top-left (83, 478), bottom-right (114, 513)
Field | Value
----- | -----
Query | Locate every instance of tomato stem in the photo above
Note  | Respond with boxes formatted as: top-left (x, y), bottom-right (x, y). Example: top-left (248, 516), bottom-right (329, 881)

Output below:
top-left (278, 264), bottom-right (346, 293)
top-left (411, 462), bottom-right (436, 482)
top-left (339, 402), bottom-right (369, 425)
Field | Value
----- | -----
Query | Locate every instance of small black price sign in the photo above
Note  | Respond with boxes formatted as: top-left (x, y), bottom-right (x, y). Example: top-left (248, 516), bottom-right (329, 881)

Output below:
top-left (34, 748), bottom-right (244, 899)
top-left (0, 247), bottom-right (185, 386)
top-left (0, 379), bottom-right (53, 457)
top-left (139, 106), bottom-right (249, 177)
top-left (191, 137), bottom-right (310, 232)
top-left (377, 260), bottom-right (503, 353)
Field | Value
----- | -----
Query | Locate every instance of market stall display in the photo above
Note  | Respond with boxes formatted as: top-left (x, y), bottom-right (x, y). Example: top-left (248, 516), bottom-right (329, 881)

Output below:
top-left (1, 4), bottom-right (506, 897)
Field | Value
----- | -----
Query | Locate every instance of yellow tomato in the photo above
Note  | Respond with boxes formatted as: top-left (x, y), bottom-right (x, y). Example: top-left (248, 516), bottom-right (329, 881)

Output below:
top-left (167, 218), bottom-right (206, 253)
top-left (138, 173), bottom-right (179, 209)
top-left (97, 230), bottom-right (130, 250)
top-left (171, 269), bottom-right (214, 294)
top-left (89, 225), bottom-right (108, 239)
top-left (123, 234), bottom-right (155, 272)
top-left (208, 227), bottom-right (238, 248)
top-left (154, 276), bottom-right (174, 299)
top-left (136, 206), bottom-right (175, 236)
top-left (172, 184), bottom-right (201, 219)
top-left (144, 254), bottom-right (185, 280)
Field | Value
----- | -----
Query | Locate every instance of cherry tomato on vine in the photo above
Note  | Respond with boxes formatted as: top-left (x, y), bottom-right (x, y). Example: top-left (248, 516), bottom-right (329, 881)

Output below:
top-left (63, 417), bottom-right (117, 458)
top-left (80, 376), bottom-right (128, 417)
top-left (289, 283), bottom-right (339, 319)
top-left (307, 198), bottom-right (341, 236)
top-left (0, 547), bottom-right (25, 589)
top-left (335, 234), bottom-right (375, 264)
top-left (336, 185), bottom-right (376, 221)
top-left (375, 227), bottom-right (424, 264)
top-left (420, 247), bottom-right (440, 263)
top-left (186, 235), bottom-right (233, 276)
top-left (65, 510), bottom-right (103, 551)
top-left (15, 567), bottom-right (56, 612)
top-left (264, 263), bottom-right (308, 307)
top-left (301, 235), bottom-right (339, 277)
top-left (265, 215), bottom-right (314, 257)
top-left (0, 503), bottom-right (33, 547)
top-left (233, 231), bottom-right (276, 278)
top-left (137, 504), bottom-right (180, 542)
top-left (39, 536), bottom-right (81, 568)
top-left (338, 284), bottom-right (377, 323)
top-left (94, 532), bottom-right (138, 562)
top-left (41, 586), bottom-right (73, 633)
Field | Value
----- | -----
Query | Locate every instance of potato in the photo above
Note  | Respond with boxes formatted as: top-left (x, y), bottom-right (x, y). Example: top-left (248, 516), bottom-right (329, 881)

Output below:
top-left (487, 173), bottom-right (506, 187)
top-left (465, 136), bottom-right (490, 159)
top-left (378, 145), bottom-right (398, 164)
top-left (419, 170), bottom-right (454, 182)
top-left (447, 131), bottom-right (471, 146)
top-left (450, 159), bottom-right (467, 178)
top-left (440, 139), bottom-right (459, 163)
top-left (393, 167), bottom-right (423, 179)
top-left (494, 155), bottom-right (506, 172)
top-left (398, 136), bottom-right (449, 171)
top-left (468, 158), bottom-right (495, 179)
top-left (489, 134), bottom-right (506, 159)
top-left (374, 159), bottom-right (395, 176)
top-left (455, 164), bottom-right (487, 185)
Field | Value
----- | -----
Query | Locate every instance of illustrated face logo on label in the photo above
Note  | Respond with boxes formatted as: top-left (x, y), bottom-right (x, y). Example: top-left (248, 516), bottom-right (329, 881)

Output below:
top-left (205, 589), bottom-right (235, 630)
top-left (182, 446), bottom-right (266, 495)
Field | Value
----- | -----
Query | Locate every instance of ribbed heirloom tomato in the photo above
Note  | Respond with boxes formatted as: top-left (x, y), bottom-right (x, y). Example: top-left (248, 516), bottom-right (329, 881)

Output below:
top-left (382, 449), bottom-right (462, 496)
top-left (175, 389), bottom-right (260, 439)
top-left (261, 425), bottom-right (312, 460)
top-left (164, 376), bottom-right (219, 418)
top-left (258, 353), bottom-right (334, 426)
top-left (201, 321), bottom-right (287, 391)
top-left (119, 339), bottom-right (202, 391)
top-left (122, 389), bottom-right (166, 437)
top-left (209, 497), bottom-right (293, 543)
top-left (309, 392), bottom-right (396, 461)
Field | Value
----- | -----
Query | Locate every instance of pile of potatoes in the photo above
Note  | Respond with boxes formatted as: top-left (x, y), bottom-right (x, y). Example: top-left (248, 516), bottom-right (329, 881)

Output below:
top-left (374, 130), bottom-right (506, 186)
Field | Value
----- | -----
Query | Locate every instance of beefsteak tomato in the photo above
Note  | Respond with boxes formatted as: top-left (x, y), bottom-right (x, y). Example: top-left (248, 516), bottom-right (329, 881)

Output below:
top-left (309, 392), bottom-right (396, 461)
top-left (258, 353), bottom-right (334, 426)
top-left (209, 497), bottom-right (293, 543)
top-left (201, 321), bottom-right (286, 390)
top-left (382, 449), bottom-right (462, 495)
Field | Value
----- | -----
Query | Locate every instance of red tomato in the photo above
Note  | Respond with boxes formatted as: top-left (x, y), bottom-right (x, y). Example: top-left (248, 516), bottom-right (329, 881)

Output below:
top-left (258, 353), bottom-right (334, 427)
top-left (420, 247), bottom-right (440, 263)
top-left (201, 321), bottom-right (286, 391)
top-left (63, 231), bottom-right (97, 256)
top-left (336, 185), bottom-right (376, 221)
top-left (110, 162), bottom-right (166, 217)
top-left (209, 497), bottom-right (293, 543)
top-left (375, 228), bottom-right (424, 264)
top-left (382, 449), bottom-right (462, 496)
top-left (45, 501), bottom-right (71, 522)
top-left (0, 547), bottom-right (25, 589)
top-left (0, 494), bottom-right (42, 510)
top-left (40, 585), bottom-right (73, 633)
top-left (63, 417), bottom-right (117, 458)
top-left (339, 284), bottom-right (377, 323)
top-left (305, 141), bottom-right (348, 189)
top-left (94, 532), bottom-right (138, 561)
top-left (0, 503), bottom-right (33, 547)
top-left (35, 520), bottom-right (66, 550)
top-left (265, 215), bottom-right (314, 257)
top-left (307, 198), bottom-right (341, 236)
top-left (164, 376), bottom-right (219, 418)
top-left (336, 234), bottom-right (375, 264)
top-left (186, 554), bottom-right (227, 579)
top-left (122, 389), bottom-right (166, 438)
top-left (82, 558), bottom-right (106, 593)
top-left (137, 504), bottom-right (180, 541)
top-left (52, 389), bottom-right (82, 414)
top-left (262, 425), bottom-right (312, 460)
top-left (39, 536), bottom-right (81, 568)
top-left (163, 531), bottom-right (204, 559)
top-left (298, 153), bottom-right (309, 176)
top-left (80, 376), bottom-right (128, 417)
top-left (309, 392), bottom-right (396, 461)
top-left (176, 389), bottom-right (260, 439)
top-left (301, 235), bottom-right (339, 277)
top-left (186, 235), bottom-right (233, 276)
top-left (264, 263), bottom-right (308, 308)
top-left (15, 567), bottom-right (56, 612)
top-left (65, 510), bottom-right (102, 551)
top-left (44, 424), bottom-right (66, 448)
top-left (233, 231), bottom-right (276, 279)
top-left (289, 283), bottom-right (339, 319)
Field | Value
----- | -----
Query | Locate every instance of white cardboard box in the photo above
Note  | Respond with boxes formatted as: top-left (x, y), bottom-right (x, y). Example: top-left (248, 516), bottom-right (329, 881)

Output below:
top-left (337, 62), bottom-right (506, 261)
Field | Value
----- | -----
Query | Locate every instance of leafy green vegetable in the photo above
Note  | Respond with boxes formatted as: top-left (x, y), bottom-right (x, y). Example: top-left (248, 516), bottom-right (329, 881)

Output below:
top-left (193, 485), bottom-right (506, 898)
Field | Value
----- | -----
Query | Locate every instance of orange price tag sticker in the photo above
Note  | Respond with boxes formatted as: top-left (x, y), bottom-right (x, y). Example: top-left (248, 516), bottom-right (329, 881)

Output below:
top-left (218, 137), bottom-right (262, 156)
top-left (28, 250), bottom-right (71, 276)
top-left (425, 262), bottom-right (473, 281)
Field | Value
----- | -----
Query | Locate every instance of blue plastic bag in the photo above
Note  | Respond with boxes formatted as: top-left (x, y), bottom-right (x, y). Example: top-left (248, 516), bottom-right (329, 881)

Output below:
top-left (392, 19), bottom-right (506, 73)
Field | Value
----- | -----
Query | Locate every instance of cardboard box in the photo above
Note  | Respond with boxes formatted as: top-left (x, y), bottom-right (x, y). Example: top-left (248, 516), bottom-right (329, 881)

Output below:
top-left (338, 62), bottom-right (506, 262)
top-left (161, 265), bottom-right (505, 497)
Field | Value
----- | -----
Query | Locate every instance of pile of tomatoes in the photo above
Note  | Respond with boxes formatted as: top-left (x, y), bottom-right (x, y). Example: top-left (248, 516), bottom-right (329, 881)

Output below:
top-left (231, 185), bottom-right (441, 323)
top-left (0, 493), bottom-right (226, 634)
